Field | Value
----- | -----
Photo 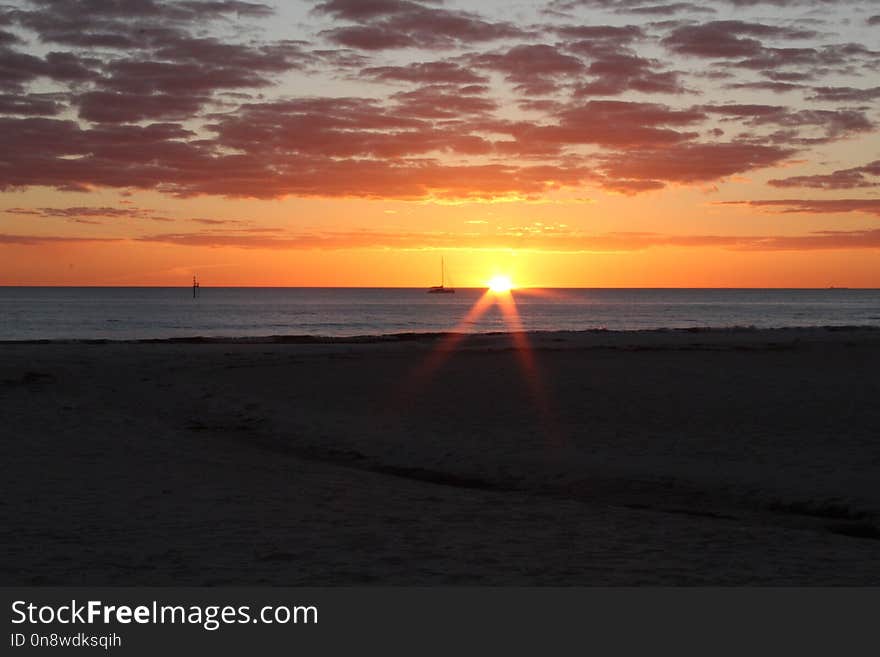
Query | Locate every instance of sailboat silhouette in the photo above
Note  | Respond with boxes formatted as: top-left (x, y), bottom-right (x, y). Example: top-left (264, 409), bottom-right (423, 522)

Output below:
top-left (427, 257), bottom-right (455, 294)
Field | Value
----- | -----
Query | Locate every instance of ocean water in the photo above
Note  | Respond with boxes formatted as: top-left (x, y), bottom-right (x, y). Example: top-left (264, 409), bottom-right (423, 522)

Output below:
top-left (1, 287), bottom-right (879, 341)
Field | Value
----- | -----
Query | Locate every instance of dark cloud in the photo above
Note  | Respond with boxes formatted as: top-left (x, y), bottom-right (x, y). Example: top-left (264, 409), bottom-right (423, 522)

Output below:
top-left (8, 88), bottom-right (820, 199)
top-left (574, 54), bottom-right (686, 96)
top-left (4, 0), bottom-right (306, 124)
top-left (0, 93), bottom-right (64, 116)
top-left (133, 227), bottom-right (880, 252)
top-left (658, 17), bottom-right (878, 88)
top-left (0, 117), bottom-right (208, 193)
top-left (207, 97), bottom-right (436, 157)
top-left (315, 0), bottom-right (528, 50)
top-left (42, 52), bottom-right (100, 82)
top-left (601, 141), bottom-right (795, 188)
top-left (312, 0), bottom-right (442, 21)
top-left (68, 40), bottom-right (312, 122)
top-left (6, 206), bottom-right (166, 220)
top-left (626, 3), bottom-right (716, 15)
top-left (598, 178), bottom-right (667, 194)
top-left (724, 81), bottom-right (803, 93)
top-left (206, 90), bottom-right (500, 162)
top-left (150, 37), bottom-right (309, 76)
top-left (553, 22), bottom-right (687, 97)
top-left (0, 234), bottom-right (120, 245)
top-left (549, 0), bottom-right (852, 11)
top-left (8, 225), bottom-right (880, 253)
top-left (361, 61), bottom-right (488, 85)
top-left (662, 21), bottom-right (817, 59)
top-left (65, 56), bottom-right (284, 123)
top-left (768, 161), bottom-right (880, 189)
top-left (556, 26), bottom-right (645, 79)
top-left (469, 44), bottom-right (585, 94)
top-left (6, 1), bottom-right (273, 52)
top-left (732, 43), bottom-right (880, 74)
top-left (3, 205), bottom-right (249, 225)
top-left (554, 24), bottom-right (644, 43)
top-left (0, 0), bottom-right (877, 204)
top-left (808, 86), bottom-right (880, 102)
top-left (0, 47), bottom-right (48, 91)
top-left (489, 101), bottom-right (705, 157)
top-left (703, 104), bottom-right (873, 143)
top-left (719, 199), bottom-right (880, 216)
top-left (0, 30), bottom-right (22, 46)
top-left (390, 85), bottom-right (497, 121)
top-left (0, 108), bottom-right (594, 199)
top-left (75, 90), bottom-right (208, 124)
top-left (0, 47), bottom-right (102, 93)
top-left (723, 0), bottom-right (859, 6)
top-left (316, 25), bottom-right (417, 49)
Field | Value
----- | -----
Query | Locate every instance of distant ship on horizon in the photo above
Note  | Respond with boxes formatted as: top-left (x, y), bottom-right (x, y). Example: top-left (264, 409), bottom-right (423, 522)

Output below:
top-left (427, 257), bottom-right (455, 294)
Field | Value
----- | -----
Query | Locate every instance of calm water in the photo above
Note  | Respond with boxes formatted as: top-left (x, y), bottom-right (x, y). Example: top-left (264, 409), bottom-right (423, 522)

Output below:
top-left (1, 287), bottom-right (879, 340)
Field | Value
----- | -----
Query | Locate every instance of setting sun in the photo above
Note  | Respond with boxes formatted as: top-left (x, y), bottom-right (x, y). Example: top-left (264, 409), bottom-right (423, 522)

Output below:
top-left (488, 276), bottom-right (514, 293)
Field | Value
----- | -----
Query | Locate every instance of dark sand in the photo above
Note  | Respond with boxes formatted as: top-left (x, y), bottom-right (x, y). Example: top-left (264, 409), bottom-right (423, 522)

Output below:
top-left (2, 327), bottom-right (880, 584)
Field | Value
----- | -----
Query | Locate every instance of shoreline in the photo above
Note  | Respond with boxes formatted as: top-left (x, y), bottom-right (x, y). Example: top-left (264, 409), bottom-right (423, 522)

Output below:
top-left (3, 323), bottom-right (880, 345)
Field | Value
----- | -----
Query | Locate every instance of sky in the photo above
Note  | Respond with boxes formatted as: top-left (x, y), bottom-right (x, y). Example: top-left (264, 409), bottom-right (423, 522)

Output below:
top-left (0, 0), bottom-right (878, 287)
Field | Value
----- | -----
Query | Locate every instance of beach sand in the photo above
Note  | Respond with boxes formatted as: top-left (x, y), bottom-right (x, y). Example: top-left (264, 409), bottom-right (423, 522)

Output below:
top-left (2, 327), bottom-right (880, 585)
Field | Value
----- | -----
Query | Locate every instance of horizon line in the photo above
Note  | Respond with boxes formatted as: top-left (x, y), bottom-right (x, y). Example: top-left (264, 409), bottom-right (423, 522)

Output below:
top-left (1, 285), bottom-right (878, 291)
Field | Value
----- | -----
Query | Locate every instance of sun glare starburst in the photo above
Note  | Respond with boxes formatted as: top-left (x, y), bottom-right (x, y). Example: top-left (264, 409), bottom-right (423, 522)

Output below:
top-left (488, 275), bottom-right (513, 293)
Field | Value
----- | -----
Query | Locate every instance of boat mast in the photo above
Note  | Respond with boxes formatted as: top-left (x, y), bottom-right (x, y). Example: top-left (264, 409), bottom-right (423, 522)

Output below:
top-left (441, 257), bottom-right (444, 287)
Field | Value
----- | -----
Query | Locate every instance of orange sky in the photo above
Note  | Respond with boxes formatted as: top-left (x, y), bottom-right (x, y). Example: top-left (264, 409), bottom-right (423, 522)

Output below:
top-left (1, 0), bottom-right (879, 287)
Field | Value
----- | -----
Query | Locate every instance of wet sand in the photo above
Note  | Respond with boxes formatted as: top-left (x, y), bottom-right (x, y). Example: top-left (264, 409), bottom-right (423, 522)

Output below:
top-left (2, 327), bottom-right (880, 584)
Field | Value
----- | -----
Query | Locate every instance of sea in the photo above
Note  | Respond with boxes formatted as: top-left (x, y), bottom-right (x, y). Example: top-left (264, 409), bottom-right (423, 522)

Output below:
top-left (1, 287), bottom-right (879, 341)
